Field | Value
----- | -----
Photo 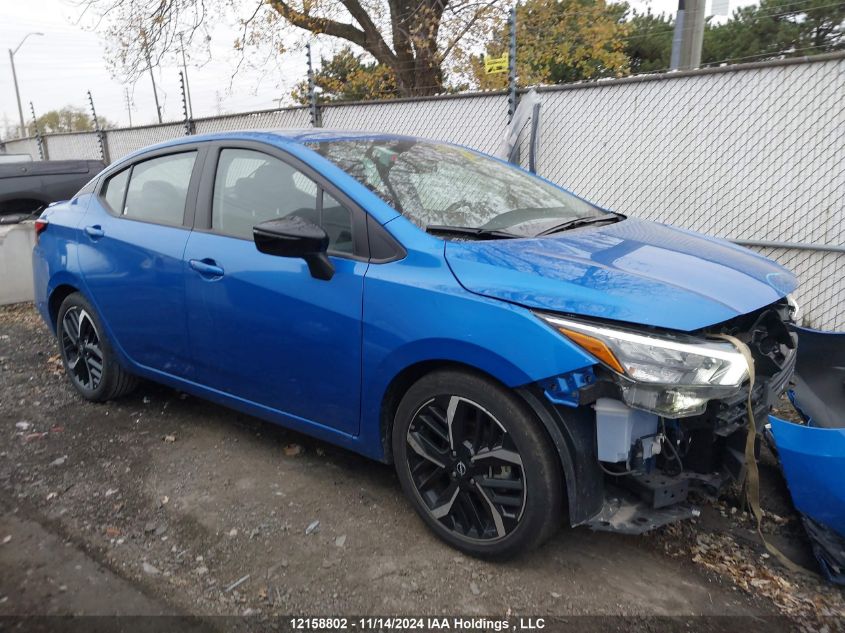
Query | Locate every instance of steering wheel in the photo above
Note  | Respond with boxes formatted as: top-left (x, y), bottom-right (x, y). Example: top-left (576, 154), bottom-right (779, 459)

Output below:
top-left (443, 199), bottom-right (474, 215)
top-left (442, 198), bottom-right (472, 216)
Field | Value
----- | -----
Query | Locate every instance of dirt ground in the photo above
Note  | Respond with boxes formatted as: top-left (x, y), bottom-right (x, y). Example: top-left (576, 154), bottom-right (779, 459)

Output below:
top-left (1, 302), bottom-right (843, 631)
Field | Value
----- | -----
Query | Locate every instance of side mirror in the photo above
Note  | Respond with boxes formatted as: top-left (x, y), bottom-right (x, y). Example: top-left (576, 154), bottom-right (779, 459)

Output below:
top-left (253, 216), bottom-right (335, 281)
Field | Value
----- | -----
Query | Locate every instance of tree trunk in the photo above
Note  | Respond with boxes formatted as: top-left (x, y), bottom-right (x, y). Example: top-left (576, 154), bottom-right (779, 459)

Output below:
top-left (270, 0), bottom-right (447, 98)
top-left (387, 0), bottom-right (446, 97)
top-left (411, 49), bottom-right (443, 95)
top-left (389, 52), bottom-right (443, 97)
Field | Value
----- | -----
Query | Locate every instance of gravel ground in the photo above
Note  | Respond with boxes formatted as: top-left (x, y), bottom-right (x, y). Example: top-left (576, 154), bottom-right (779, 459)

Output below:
top-left (0, 302), bottom-right (842, 631)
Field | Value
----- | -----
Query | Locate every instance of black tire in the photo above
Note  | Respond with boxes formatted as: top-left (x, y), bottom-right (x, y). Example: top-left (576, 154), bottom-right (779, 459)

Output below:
top-left (392, 369), bottom-right (563, 559)
top-left (56, 292), bottom-right (137, 402)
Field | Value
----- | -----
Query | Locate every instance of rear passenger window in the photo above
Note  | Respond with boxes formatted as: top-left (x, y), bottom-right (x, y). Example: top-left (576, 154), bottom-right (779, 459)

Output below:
top-left (212, 149), bottom-right (319, 240)
top-left (101, 168), bottom-right (129, 213)
top-left (122, 152), bottom-right (196, 226)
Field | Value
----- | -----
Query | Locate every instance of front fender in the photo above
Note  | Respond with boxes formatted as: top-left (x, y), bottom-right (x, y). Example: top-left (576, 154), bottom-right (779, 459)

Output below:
top-left (359, 246), bottom-right (597, 461)
top-left (371, 337), bottom-right (537, 392)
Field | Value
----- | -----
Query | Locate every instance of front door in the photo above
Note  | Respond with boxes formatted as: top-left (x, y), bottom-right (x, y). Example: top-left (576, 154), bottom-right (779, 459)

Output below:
top-left (183, 146), bottom-right (366, 435)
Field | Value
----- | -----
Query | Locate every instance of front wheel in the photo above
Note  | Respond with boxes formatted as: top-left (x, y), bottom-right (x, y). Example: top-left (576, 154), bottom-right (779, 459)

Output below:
top-left (392, 370), bottom-right (563, 559)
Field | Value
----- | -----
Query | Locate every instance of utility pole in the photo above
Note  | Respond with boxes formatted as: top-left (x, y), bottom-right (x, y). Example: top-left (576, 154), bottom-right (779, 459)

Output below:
top-left (178, 33), bottom-right (194, 119)
top-left (141, 30), bottom-right (163, 123)
top-left (8, 50), bottom-right (25, 137)
top-left (124, 87), bottom-right (133, 127)
top-left (670, 0), bottom-right (706, 70)
top-left (8, 32), bottom-right (44, 138)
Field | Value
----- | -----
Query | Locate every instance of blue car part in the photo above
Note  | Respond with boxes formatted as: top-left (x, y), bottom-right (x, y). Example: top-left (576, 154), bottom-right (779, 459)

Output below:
top-left (768, 326), bottom-right (845, 584)
top-left (540, 367), bottom-right (597, 407)
top-left (769, 415), bottom-right (845, 584)
top-left (769, 417), bottom-right (845, 534)
top-left (443, 218), bottom-right (796, 332)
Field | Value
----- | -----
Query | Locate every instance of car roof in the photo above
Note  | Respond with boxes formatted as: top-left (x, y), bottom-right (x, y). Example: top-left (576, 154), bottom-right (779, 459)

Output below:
top-left (146, 129), bottom-right (422, 151)
top-left (111, 128), bottom-right (431, 168)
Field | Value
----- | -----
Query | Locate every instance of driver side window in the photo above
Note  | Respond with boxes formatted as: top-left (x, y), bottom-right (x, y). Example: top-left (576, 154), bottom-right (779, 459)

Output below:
top-left (212, 149), bottom-right (318, 239)
top-left (212, 149), bottom-right (353, 254)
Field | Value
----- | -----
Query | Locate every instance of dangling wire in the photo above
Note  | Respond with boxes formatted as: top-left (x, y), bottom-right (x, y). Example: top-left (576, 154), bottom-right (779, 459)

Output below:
top-left (661, 417), bottom-right (684, 476)
top-left (598, 460), bottom-right (639, 477)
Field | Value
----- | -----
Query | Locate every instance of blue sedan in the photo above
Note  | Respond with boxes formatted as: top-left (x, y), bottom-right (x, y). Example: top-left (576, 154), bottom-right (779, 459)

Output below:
top-left (32, 130), bottom-right (799, 558)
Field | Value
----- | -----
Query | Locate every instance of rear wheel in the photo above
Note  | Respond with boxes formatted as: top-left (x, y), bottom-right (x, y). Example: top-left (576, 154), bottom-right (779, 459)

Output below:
top-left (392, 370), bottom-right (563, 559)
top-left (57, 292), bottom-right (137, 402)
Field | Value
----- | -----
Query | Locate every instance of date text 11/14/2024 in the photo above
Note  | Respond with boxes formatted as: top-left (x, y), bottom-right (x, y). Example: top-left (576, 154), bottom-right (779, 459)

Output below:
top-left (290, 617), bottom-right (547, 630)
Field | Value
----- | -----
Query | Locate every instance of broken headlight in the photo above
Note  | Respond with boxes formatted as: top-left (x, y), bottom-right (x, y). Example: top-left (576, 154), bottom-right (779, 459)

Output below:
top-left (537, 313), bottom-right (749, 417)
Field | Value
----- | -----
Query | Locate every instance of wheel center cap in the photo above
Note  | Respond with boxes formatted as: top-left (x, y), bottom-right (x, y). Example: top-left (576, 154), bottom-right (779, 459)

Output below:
top-left (455, 461), bottom-right (468, 477)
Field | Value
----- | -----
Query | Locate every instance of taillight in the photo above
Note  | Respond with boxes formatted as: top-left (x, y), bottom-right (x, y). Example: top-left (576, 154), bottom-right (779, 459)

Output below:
top-left (34, 219), bottom-right (48, 243)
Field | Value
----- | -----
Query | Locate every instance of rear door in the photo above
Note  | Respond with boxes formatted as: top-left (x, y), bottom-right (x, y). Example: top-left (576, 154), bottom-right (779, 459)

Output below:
top-left (78, 146), bottom-right (205, 378)
top-left (182, 142), bottom-right (368, 435)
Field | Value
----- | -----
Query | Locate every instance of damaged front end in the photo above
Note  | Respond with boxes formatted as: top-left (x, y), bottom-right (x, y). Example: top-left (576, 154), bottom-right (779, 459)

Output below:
top-left (536, 297), bottom-right (797, 534)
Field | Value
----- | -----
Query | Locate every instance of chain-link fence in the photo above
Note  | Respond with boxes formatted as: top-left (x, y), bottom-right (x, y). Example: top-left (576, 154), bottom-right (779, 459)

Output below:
top-left (193, 107), bottom-right (312, 134)
top-left (2, 53), bottom-right (842, 329)
top-left (321, 93), bottom-right (508, 154)
top-left (529, 55), bottom-right (844, 331)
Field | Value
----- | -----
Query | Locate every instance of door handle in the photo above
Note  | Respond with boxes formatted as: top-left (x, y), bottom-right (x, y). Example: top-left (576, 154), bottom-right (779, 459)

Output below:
top-left (84, 225), bottom-right (104, 239)
top-left (189, 259), bottom-right (224, 278)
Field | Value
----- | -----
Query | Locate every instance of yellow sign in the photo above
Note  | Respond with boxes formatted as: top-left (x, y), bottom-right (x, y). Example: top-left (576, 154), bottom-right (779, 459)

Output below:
top-left (484, 53), bottom-right (509, 75)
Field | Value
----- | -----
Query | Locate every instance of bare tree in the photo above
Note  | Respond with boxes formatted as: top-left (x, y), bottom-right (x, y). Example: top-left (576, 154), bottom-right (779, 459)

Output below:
top-left (75, 0), bottom-right (504, 97)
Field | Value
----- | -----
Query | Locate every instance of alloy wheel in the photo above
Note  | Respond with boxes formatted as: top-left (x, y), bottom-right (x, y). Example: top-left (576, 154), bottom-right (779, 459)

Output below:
top-left (405, 395), bottom-right (527, 542)
top-left (60, 307), bottom-right (104, 391)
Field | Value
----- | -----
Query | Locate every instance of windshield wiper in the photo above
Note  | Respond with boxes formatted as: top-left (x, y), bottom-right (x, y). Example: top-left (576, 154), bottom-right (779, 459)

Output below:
top-left (426, 225), bottom-right (519, 240)
top-left (536, 213), bottom-right (624, 237)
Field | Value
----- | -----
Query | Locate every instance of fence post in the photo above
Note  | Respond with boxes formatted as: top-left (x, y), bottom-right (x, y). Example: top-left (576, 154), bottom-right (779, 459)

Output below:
top-left (306, 43), bottom-right (321, 127)
top-left (29, 102), bottom-right (46, 160)
top-left (179, 71), bottom-right (195, 135)
top-left (507, 6), bottom-right (518, 123)
top-left (178, 33), bottom-right (194, 120)
top-left (528, 101), bottom-right (541, 173)
top-left (88, 90), bottom-right (110, 164)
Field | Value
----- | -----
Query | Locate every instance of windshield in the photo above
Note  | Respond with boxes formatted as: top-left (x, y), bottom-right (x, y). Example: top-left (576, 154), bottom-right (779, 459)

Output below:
top-left (307, 138), bottom-right (606, 237)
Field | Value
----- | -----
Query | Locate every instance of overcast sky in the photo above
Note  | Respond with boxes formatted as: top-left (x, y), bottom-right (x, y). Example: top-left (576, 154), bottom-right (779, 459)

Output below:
top-left (0, 0), bottom-right (755, 135)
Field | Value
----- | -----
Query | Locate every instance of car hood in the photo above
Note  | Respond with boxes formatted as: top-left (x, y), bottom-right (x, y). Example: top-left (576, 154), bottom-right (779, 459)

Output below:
top-left (444, 218), bottom-right (797, 332)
